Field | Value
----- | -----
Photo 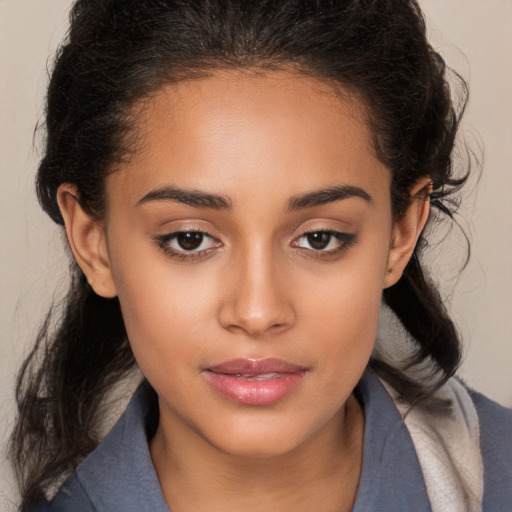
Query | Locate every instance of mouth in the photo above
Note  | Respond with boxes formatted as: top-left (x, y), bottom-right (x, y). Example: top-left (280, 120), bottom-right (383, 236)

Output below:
top-left (203, 358), bottom-right (308, 406)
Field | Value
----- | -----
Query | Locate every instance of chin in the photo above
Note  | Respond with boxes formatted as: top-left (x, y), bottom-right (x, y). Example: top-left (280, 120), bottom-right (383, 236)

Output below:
top-left (201, 413), bottom-right (322, 460)
top-left (215, 435), bottom-right (304, 460)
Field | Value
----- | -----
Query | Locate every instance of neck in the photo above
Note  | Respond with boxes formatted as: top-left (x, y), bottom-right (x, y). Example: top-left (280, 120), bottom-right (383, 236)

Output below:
top-left (150, 394), bottom-right (364, 512)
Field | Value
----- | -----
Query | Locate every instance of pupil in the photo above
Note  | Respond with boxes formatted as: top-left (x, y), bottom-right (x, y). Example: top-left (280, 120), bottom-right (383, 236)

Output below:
top-left (307, 232), bottom-right (331, 250)
top-left (177, 232), bottom-right (203, 250)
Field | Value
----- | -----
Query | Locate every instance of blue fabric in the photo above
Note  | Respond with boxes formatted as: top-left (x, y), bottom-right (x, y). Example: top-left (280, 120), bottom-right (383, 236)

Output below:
top-left (34, 385), bottom-right (168, 512)
top-left (31, 372), bottom-right (512, 512)
top-left (351, 373), bottom-right (430, 511)
top-left (469, 389), bottom-right (512, 511)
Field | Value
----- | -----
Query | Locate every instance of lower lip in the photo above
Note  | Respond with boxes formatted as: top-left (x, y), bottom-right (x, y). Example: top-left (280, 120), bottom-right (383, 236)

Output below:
top-left (203, 371), bottom-right (306, 405)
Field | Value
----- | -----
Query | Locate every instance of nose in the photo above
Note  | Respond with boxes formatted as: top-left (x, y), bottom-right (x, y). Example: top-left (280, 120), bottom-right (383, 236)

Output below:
top-left (218, 245), bottom-right (295, 337)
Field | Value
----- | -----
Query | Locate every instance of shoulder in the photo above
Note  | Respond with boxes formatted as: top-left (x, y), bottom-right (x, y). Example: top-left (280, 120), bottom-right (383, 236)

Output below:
top-left (470, 387), bottom-right (512, 438)
top-left (469, 388), bottom-right (512, 510)
top-left (26, 477), bottom-right (95, 512)
top-left (29, 382), bottom-right (168, 512)
top-left (373, 372), bottom-right (512, 510)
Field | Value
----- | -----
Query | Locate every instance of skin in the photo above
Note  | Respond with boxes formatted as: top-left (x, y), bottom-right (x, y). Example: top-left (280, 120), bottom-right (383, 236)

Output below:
top-left (58, 70), bottom-right (430, 512)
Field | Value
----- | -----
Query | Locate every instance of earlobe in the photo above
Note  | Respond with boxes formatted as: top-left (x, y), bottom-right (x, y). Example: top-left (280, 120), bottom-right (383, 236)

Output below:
top-left (57, 184), bottom-right (117, 298)
top-left (383, 178), bottom-right (432, 289)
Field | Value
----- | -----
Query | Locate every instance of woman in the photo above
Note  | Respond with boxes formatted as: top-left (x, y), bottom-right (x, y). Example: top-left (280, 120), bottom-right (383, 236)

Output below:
top-left (11, 0), bottom-right (512, 511)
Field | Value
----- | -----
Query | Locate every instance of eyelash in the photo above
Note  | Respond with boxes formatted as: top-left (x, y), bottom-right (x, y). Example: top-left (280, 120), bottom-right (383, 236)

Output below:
top-left (154, 229), bottom-right (357, 261)
top-left (154, 231), bottom-right (220, 261)
top-left (291, 230), bottom-right (358, 258)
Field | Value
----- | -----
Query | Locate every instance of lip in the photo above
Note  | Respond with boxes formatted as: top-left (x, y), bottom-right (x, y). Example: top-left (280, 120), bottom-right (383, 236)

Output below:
top-left (203, 358), bottom-right (308, 406)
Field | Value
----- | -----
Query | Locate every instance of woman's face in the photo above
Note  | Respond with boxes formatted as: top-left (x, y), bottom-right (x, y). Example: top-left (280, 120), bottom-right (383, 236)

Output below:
top-left (101, 71), bottom-right (398, 456)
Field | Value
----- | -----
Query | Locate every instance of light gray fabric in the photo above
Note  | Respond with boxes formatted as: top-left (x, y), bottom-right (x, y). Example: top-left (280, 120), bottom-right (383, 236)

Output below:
top-left (381, 377), bottom-right (483, 512)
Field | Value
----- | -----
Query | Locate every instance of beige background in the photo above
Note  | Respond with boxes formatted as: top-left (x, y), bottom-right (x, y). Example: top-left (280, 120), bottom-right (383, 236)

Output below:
top-left (1, 0), bottom-right (511, 509)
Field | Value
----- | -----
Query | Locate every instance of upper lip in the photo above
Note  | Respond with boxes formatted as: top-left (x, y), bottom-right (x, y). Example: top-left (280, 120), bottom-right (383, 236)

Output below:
top-left (206, 358), bottom-right (307, 375)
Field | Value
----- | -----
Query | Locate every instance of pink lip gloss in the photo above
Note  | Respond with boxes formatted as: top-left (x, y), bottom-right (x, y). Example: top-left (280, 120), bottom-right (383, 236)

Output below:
top-left (203, 358), bottom-right (307, 405)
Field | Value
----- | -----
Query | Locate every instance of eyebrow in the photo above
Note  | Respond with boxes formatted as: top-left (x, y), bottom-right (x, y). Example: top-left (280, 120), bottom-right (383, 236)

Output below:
top-left (287, 185), bottom-right (372, 211)
top-left (137, 185), bottom-right (232, 210)
top-left (137, 183), bottom-right (371, 211)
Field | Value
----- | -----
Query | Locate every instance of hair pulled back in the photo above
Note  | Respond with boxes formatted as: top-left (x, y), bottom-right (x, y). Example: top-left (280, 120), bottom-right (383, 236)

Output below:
top-left (13, 0), bottom-right (468, 507)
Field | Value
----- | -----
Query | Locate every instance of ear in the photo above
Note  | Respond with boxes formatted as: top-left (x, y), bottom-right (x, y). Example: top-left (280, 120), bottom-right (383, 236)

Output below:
top-left (57, 184), bottom-right (117, 298)
top-left (383, 177), bottom-right (431, 289)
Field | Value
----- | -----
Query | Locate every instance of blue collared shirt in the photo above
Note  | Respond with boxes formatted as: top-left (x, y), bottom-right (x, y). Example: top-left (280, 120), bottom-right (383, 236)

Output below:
top-left (33, 371), bottom-right (512, 511)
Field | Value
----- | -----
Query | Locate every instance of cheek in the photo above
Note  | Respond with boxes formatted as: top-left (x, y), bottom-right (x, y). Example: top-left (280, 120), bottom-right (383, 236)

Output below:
top-left (300, 238), bottom-right (389, 372)
top-left (108, 241), bottom-right (222, 377)
top-left (108, 213), bottom-right (390, 391)
top-left (305, 272), bottom-right (382, 359)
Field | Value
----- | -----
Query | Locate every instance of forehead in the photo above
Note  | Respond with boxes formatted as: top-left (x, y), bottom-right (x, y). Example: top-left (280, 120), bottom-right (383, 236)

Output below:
top-left (107, 70), bottom-right (389, 206)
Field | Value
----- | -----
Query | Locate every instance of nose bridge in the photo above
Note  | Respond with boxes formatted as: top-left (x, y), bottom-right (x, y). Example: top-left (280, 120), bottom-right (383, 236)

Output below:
top-left (219, 239), bottom-right (294, 336)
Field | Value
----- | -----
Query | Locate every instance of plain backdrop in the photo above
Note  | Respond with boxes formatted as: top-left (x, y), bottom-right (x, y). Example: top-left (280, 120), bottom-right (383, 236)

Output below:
top-left (1, 1), bottom-right (511, 509)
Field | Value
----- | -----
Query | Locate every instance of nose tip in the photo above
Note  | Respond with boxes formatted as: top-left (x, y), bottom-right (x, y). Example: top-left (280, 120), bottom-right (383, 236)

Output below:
top-left (222, 306), bottom-right (290, 337)
top-left (218, 263), bottom-right (295, 337)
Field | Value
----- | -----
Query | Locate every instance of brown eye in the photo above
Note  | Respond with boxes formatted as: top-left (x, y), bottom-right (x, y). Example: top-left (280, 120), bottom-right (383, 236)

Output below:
top-left (155, 230), bottom-right (221, 259)
top-left (176, 232), bottom-right (204, 250)
top-left (292, 230), bottom-right (358, 256)
top-left (306, 232), bottom-right (331, 250)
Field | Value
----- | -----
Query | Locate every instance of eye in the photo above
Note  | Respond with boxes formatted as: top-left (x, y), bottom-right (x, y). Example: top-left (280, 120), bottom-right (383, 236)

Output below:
top-left (292, 230), bottom-right (357, 255)
top-left (155, 230), bottom-right (221, 259)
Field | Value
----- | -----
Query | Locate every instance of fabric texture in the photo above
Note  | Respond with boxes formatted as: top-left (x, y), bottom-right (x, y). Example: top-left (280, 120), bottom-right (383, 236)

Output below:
top-left (381, 377), bottom-right (483, 512)
top-left (31, 371), bottom-right (512, 512)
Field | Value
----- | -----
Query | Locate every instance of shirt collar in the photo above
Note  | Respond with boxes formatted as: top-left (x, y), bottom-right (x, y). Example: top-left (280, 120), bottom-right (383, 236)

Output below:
top-left (74, 371), bottom-right (430, 512)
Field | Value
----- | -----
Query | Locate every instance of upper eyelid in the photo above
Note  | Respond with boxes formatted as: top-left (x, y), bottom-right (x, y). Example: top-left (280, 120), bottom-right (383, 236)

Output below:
top-left (157, 228), bottom-right (217, 241)
top-left (295, 230), bottom-right (354, 240)
top-left (291, 218), bottom-right (355, 233)
top-left (297, 228), bottom-right (343, 234)
top-left (156, 230), bottom-right (217, 248)
top-left (294, 228), bottom-right (353, 240)
top-left (161, 230), bottom-right (217, 242)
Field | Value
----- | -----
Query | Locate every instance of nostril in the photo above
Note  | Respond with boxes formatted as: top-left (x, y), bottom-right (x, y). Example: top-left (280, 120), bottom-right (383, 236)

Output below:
top-left (218, 301), bottom-right (295, 337)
